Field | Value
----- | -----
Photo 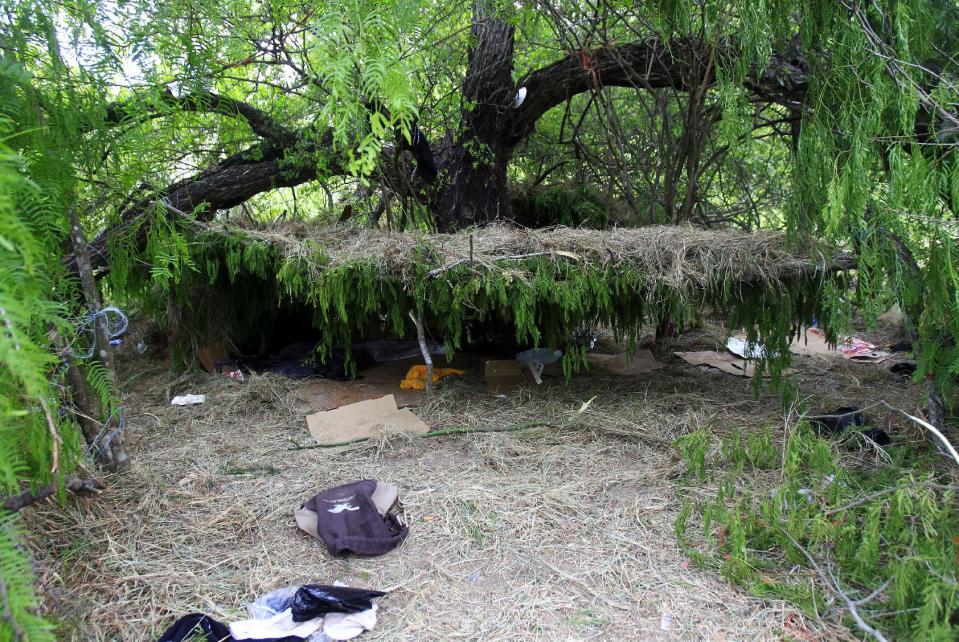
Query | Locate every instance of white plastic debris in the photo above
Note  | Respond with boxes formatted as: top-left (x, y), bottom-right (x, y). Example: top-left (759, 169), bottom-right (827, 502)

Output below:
top-left (171, 394), bottom-right (206, 406)
top-left (324, 604), bottom-right (377, 640)
top-left (513, 86), bottom-right (527, 108)
top-left (660, 610), bottom-right (673, 631)
top-left (516, 347), bottom-right (562, 384)
top-left (726, 336), bottom-right (768, 359)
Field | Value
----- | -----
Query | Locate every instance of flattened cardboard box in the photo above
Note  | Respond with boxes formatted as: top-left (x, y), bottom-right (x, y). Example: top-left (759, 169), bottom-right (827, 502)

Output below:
top-left (306, 394), bottom-right (429, 445)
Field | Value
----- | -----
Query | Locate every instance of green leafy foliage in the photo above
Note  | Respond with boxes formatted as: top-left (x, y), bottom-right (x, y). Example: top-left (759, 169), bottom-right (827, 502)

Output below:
top-left (675, 424), bottom-right (959, 639)
top-left (0, 113), bottom-right (63, 642)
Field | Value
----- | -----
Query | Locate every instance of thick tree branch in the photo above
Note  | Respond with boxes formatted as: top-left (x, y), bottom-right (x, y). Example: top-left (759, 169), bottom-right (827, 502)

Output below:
top-left (103, 88), bottom-right (293, 142)
top-left (507, 37), bottom-right (809, 146)
top-left (66, 139), bottom-right (325, 273)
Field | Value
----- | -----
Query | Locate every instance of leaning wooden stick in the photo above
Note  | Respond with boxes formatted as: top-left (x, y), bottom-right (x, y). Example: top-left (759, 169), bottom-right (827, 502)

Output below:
top-left (409, 309), bottom-right (434, 395)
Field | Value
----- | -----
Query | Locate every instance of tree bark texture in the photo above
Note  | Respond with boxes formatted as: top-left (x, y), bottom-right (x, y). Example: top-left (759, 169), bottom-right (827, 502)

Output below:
top-left (433, 7), bottom-right (517, 229)
top-left (66, 207), bottom-right (129, 472)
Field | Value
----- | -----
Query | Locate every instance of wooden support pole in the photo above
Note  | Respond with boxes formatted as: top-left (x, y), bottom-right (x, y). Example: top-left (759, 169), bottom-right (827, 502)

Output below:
top-left (409, 310), bottom-right (434, 395)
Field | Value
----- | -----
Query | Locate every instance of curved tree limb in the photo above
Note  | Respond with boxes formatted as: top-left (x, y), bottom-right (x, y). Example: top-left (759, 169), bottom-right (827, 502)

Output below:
top-left (66, 141), bottom-right (324, 274)
top-left (507, 37), bottom-right (809, 146)
top-left (103, 88), bottom-right (294, 143)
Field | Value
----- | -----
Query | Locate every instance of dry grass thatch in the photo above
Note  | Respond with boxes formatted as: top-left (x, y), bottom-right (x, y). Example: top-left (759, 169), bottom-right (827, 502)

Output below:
top-left (21, 326), bottom-right (922, 641)
top-left (204, 221), bottom-right (845, 292)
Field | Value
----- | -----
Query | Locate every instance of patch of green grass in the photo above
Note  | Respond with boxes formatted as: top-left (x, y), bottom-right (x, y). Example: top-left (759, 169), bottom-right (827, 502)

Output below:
top-left (569, 607), bottom-right (609, 631)
top-left (220, 462), bottom-right (280, 476)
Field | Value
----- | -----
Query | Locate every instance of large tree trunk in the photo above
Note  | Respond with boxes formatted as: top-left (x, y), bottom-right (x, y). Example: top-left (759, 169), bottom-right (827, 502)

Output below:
top-left (433, 5), bottom-right (516, 230)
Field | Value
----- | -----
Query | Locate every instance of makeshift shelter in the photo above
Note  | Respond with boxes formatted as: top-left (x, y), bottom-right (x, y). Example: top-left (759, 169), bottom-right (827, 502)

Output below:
top-left (133, 221), bottom-right (851, 374)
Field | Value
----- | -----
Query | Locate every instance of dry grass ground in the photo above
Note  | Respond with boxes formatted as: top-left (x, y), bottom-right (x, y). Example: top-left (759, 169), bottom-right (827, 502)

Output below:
top-left (23, 329), bottom-right (920, 641)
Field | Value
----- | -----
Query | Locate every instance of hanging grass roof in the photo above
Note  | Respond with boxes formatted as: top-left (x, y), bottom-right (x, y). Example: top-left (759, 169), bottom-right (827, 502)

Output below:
top-left (140, 220), bottom-right (851, 374)
top-left (201, 221), bottom-right (844, 292)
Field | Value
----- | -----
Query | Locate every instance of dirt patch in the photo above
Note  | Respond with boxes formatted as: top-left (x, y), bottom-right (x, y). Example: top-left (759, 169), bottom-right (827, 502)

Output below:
top-left (22, 336), bottom-right (918, 640)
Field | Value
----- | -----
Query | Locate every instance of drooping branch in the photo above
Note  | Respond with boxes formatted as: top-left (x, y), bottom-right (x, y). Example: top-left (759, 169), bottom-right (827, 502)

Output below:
top-left (67, 140), bottom-right (325, 273)
top-left (103, 88), bottom-right (294, 143)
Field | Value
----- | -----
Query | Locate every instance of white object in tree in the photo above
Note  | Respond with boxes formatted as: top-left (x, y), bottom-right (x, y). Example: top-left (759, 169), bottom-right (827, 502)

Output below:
top-left (513, 86), bottom-right (527, 108)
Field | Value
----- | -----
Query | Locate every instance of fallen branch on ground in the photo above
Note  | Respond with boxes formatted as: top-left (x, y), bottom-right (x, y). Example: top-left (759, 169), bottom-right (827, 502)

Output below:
top-left (779, 527), bottom-right (890, 642)
top-left (3, 476), bottom-right (104, 512)
top-left (288, 397), bottom-right (595, 450)
top-left (878, 401), bottom-right (959, 467)
top-left (287, 420), bottom-right (560, 450)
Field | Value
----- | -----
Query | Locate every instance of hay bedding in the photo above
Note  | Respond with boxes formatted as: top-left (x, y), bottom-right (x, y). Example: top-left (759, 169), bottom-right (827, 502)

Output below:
top-left (22, 344), bottom-right (915, 641)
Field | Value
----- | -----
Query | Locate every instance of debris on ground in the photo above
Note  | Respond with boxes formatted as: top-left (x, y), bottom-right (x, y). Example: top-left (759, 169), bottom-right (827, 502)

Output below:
top-left (674, 350), bottom-right (756, 377)
top-left (158, 612), bottom-right (229, 642)
top-left (862, 428), bottom-right (892, 446)
top-left (158, 583), bottom-right (384, 641)
top-left (170, 394), bottom-right (206, 406)
top-left (889, 361), bottom-right (917, 377)
top-left (245, 341), bottom-right (356, 380)
top-left (399, 365), bottom-right (465, 390)
top-left (305, 394), bottom-right (428, 445)
top-left (35, 328), bottom-right (916, 640)
top-left (196, 343), bottom-right (243, 380)
top-left (355, 339), bottom-right (445, 362)
top-left (586, 349), bottom-right (664, 375)
top-left (789, 327), bottom-right (889, 361)
top-left (515, 348), bottom-right (563, 384)
top-left (295, 480), bottom-right (408, 556)
top-left (808, 406), bottom-right (865, 436)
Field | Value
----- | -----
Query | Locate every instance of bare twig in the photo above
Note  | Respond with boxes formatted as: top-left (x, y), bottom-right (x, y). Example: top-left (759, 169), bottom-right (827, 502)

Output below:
top-left (855, 577), bottom-right (892, 607)
top-left (779, 528), bottom-right (889, 642)
top-left (824, 481), bottom-right (958, 516)
top-left (879, 401), bottom-right (959, 467)
top-left (38, 398), bottom-right (61, 474)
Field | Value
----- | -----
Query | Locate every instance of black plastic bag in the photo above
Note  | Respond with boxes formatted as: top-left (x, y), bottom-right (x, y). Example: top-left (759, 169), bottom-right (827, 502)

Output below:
top-left (809, 406), bottom-right (865, 435)
top-left (890, 361), bottom-right (917, 376)
top-left (157, 613), bottom-right (231, 642)
top-left (863, 428), bottom-right (891, 446)
top-left (290, 585), bottom-right (386, 622)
